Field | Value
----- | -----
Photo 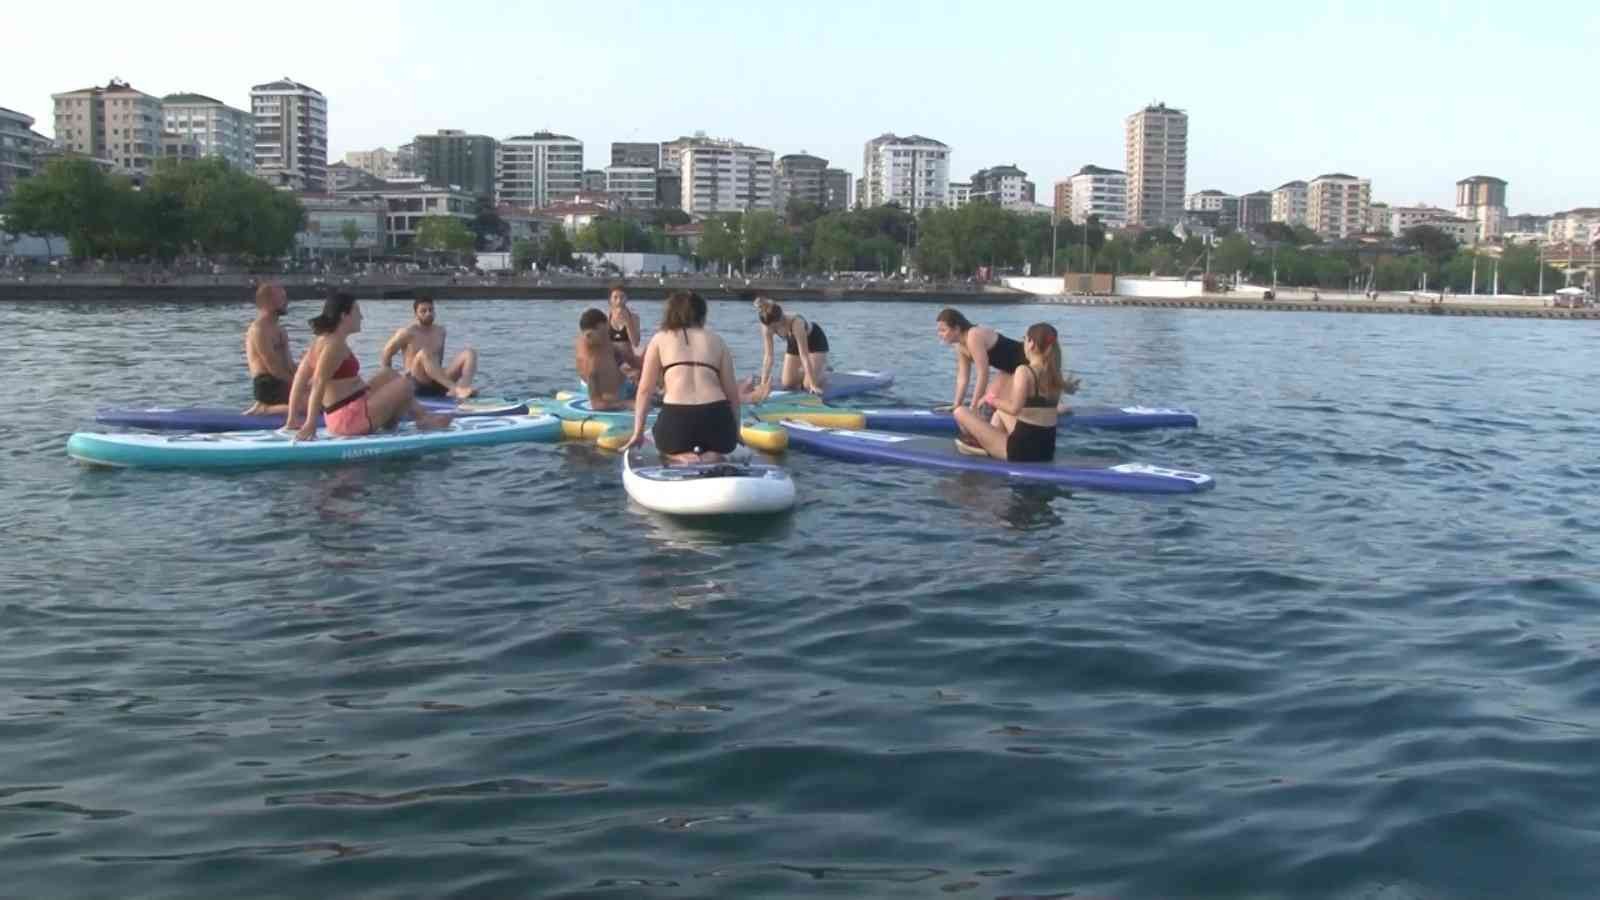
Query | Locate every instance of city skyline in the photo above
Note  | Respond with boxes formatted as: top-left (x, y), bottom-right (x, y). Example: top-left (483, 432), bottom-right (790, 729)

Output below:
top-left (3, 0), bottom-right (1595, 215)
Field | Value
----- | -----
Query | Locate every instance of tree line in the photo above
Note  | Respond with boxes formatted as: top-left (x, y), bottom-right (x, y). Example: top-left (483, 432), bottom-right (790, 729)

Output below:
top-left (3, 157), bottom-right (304, 260)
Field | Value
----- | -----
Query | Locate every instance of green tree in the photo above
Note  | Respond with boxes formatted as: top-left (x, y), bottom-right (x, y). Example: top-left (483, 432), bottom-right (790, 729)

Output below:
top-left (810, 214), bottom-right (855, 272)
top-left (415, 215), bottom-right (475, 264)
top-left (340, 219), bottom-right (361, 256)
top-left (3, 157), bottom-right (126, 257)
top-left (784, 199), bottom-right (826, 228)
top-left (699, 215), bottom-right (742, 271)
top-left (740, 209), bottom-right (783, 271)
top-left (1215, 234), bottom-right (1253, 275)
top-left (511, 238), bottom-right (534, 272)
top-left (470, 195), bottom-right (508, 251)
top-left (540, 224), bottom-right (574, 267)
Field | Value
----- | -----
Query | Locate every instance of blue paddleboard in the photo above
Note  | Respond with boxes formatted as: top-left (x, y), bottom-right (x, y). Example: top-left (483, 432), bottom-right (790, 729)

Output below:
top-left (856, 405), bottom-right (1198, 433)
top-left (95, 396), bottom-right (527, 432)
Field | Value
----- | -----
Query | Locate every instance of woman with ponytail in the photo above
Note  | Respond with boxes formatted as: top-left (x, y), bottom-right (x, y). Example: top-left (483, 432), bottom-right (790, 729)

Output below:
top-left (290, 292), bottom-right (452, 441)
top-left (950, 322), bottom-right (1064, 462)
top-left (934, 307), bottom-right (1030, 415)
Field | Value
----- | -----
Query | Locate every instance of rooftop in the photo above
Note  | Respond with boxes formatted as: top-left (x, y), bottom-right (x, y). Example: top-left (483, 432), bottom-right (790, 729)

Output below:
top-left (0, 106), bottom-right (33, 124)
top-left (505, 132), bottom-right (579, 142)
top-left (1275, 180), bottom-right (1308, 190)
top-left (162, 93), bottom-right (227, 106)
top-left (1312, 173), bottom-right (1360, 181)
top-left (1456, 175), bottom-right (1508, 185)
top-left (1076, 164), bottom-right (1125, 176)
top-left (870, 133), bottom-right (948, 148)
top-left (251, 78), bottom-right (322, 95)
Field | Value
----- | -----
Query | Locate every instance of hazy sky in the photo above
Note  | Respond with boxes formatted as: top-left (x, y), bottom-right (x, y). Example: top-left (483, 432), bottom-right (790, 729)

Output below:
top-left (5, 0), bottom-right (1595, 213)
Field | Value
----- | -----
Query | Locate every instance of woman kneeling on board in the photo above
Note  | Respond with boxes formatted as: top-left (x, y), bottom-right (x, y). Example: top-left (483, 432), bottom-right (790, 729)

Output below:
top-left (292, 292), bottom-right (452, 441)
top-left (746, 294), bottom-right (828, 400)
top-left (622, 291), bottom-right (741, 464)
top-left (951, 323), bottom-right (1064, 461)
top-left (936, 307), bottom-right (1031, 418)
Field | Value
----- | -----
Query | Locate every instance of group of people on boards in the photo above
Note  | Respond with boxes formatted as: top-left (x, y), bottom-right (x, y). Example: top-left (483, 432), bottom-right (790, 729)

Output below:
top-left (243, 280), bottom-right (1078, 464)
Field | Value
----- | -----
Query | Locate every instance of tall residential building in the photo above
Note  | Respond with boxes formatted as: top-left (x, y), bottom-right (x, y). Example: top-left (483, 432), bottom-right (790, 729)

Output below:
top-left (251, 78), bottom-right (327, 191)
top-left (496, 132), bottom-right (583, 208)
top-left (1238, 191), bottom-right (1272, 231)
top-left (1270, 180), bottom-right (1308, 226)
top-left (677, 137), bottom-right (775, 214)
top-left (1388, 203), bottom-right (1454, 236)
top-left (655, 170), bottom-right (682, 209)
top-left (413, 130), bottom-right (497, 197)
top-left (1066, 165), bottom-right (1128, 228)
top-left (1306, 173), bottom-right (1371, 239)
top-left (970, 165), bottom-right (1034, 208)
top-left (1185, 189), bottom-right (1239, 231)
top-left (777, 152), bottom-right (828, 211)
top-left (580, 169), bottom-right (607, 193)
top-left (1124, 102), bottom-right (1187, 227)
top-left (611, 142), bottom-right (660, 168)
top-left (823, 168), bottom-right (851, 211)
top-left (161, 94), bottom-right (255, 172)
top-left (1053, 181), bottom-right (1072, 219)
top-left (0, 106), bottom-right (51, 196)
top-left (51, 79), bottom-right (163, 181)
top-left (605, 165), bottom-right (657, 207)
top-left (861, 133), bottom-right (951, 211)
top-left (1455, 175), bottom-right (1507, 242)
top-left (345, 147), bottom-right (399, 179)
top-left (1366, 201), bottom-right (1391, 233)
top-left (947, 182), bottom-right (972, 209)
top-left (1547, 208), bottom-right (1600, 245)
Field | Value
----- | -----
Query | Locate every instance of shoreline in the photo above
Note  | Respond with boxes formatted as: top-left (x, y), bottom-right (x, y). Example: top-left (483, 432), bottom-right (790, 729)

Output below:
top-left (0, 278), bottom-right (1595, 319)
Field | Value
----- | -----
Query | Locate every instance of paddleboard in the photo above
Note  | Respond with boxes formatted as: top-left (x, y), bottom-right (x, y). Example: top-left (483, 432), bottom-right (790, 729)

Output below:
top-left (67, 414), bottom-right (561, 469)
top-left (580, 369), bottom-right (893, 403)
top-left (856, 405), bottom-right (1198, 433)
top-left (95, 396), bottom-right (528, 432)
top-left (779, 420), bottom-right (1213, 494)
top-left (543, 395), bottom-right (805, 451)
top-left (622, 445), bottom-right (795, 515)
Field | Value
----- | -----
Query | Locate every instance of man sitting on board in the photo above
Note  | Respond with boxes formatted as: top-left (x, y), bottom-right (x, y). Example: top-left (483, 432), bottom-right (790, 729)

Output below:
top-left (380, 295), bottom-right (479, 400)
top-left (243, 281), bottom-right (297, 415)
top-left (576, 308), bottom-right (631, 410)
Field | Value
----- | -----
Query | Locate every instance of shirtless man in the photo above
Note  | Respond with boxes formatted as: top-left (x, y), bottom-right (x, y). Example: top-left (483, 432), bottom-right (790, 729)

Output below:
top-left (380, 295), bottom-right (478, 399)
top-left (575, 308), bottom-right (630, 410)
top-left (243, 281), bottom-right (297, 415)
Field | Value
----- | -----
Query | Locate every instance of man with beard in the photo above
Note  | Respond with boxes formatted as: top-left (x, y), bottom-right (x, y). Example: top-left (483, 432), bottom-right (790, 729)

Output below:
top-left (242, 281), bottom-right (297, 415)
top-left (380, 295), bottom-right (479, 399)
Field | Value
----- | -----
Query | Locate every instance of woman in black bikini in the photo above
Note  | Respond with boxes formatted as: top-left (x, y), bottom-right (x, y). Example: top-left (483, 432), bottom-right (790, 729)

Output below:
top-left (748, 294), bottom-right (828, 399)
top-left (951, 323), bottom-right (1065, 461)
top-left (607, 285), bottom-right (642, 374)
top-left (621, 291), bottom-right (741, 464)
top-left (935, 308), bottom-right (1028, 415)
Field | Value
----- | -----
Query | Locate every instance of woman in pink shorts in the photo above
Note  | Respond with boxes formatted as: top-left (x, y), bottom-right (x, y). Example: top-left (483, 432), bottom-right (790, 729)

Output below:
top-left (294, 292), bottom-right (452, 441)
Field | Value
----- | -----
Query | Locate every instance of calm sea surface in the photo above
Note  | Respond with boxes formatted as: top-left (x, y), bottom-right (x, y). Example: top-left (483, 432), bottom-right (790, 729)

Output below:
top-left (4, 296), bottom-right (1600, 899)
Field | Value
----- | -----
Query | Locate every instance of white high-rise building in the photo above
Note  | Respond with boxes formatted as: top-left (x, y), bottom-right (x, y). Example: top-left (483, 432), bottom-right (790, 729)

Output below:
top-left (496, 132), bottom-right (583, 208)
top-left (1124, 102), bottom-right (1187, 227)
top-left (1067, 164), bottom-right (1128, 228)
top-left (345, 147), bottom-right (401, 179)
top-left (947, 182), bottom-right (972, 209)
top-left (677, 137), bottom-right (774, 214)
top-left (52, 79), bottom-right (163, 181)
top-left (1306, 173), bottom-right (1371, 239)
top-left (861, 133), bottom-right (950, 211)
top-left (251, 78), bottom-right (326, 191)
top-left (162, 93), bottom-right (255, 172)
top-left (1270, 180), bottom-right (1308, 226)
top-left (605, 165), bottom-right (658, 208)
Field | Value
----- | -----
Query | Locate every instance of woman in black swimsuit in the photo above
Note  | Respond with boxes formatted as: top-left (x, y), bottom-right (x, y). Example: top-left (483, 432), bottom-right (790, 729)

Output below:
top-left (749, 295), bottom-right (829, 398)
top-left (622, 291), bottom-right (741, 464)
top-left (951, 323), bottom-right (1065, 461)
top-left (935, 308), bottom-right (1029, 417)
top-left (607, 285), bottom-right (641, 374)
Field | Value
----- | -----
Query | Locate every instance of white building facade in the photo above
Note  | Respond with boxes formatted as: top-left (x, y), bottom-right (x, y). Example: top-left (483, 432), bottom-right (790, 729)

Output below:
top-left (1067, 165), bottom-right (1128, 228)
top-left (605, 165), bottom-right (658, 208)
top-left (496, 132), bottom-right (583, 209)
top-left (251, 78), bottom-right (327, 191)
top-left (1306, 173), bottom-right (1371, 239)
top-left (1270, 181), bottom-right (1308, 226)
top-left (861, 133), bottom-right (950, 211)
top-left (1124, 103), bottom-right (1188, 226)
top-left (678, 138), bottom-right (775, 214)
top-left (52, 80), bottom-right (163, 181)
top-left (161, 94), bottom-right (255, 172)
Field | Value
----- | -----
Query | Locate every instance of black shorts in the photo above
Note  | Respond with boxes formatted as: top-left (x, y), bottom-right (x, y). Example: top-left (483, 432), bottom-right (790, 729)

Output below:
top-left (1006, 419), bottom-right (1056, 463)
top-left (652, 400), bottom-right (739, 456)
top-left (252, 373), bottom-right (289, 404)
top-left (411, 376), bottom-right (449, 398)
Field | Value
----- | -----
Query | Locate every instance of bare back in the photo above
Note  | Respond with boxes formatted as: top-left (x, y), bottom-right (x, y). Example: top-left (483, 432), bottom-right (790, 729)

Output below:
top-left (655, 327), bottom-right (730, 405)
top-left (245, 316), bottom-right (293, 379)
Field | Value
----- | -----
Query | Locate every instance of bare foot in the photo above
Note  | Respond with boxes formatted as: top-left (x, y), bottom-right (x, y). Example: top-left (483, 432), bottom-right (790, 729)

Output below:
top-left (243, 402), bottom-right (265, 415)
top-left (416, 412), bottom-right (453, 431)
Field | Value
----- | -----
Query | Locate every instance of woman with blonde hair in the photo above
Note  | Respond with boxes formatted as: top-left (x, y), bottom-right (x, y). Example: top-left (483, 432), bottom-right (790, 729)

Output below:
top-left (950, 323), bottom-right (1065, 461)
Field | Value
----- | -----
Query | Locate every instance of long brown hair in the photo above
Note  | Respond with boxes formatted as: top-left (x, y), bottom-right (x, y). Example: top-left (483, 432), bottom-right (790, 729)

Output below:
top-left (661, 290), bottom-right (704, 340)
top-left (936, 308), bottom-right (972, 333)
top-left (1024, 322), bottom-right (1065, 397)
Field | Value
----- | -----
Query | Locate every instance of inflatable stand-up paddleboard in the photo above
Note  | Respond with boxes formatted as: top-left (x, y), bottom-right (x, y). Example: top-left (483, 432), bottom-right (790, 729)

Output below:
top-left (576, 369), bottom-right (893, 404)
top-left (622, 443), bottom-right (795, 515)
top-left (855, 405), bottom-right (1198, 433)
top-left (779, 420), bottom-right (1214, 494)
top-left (542, 395), bottom-right (799, 453)
top-left (67, 414), bottom-right (561, 470)
top-left (96, 396), bottom-right (528, 432)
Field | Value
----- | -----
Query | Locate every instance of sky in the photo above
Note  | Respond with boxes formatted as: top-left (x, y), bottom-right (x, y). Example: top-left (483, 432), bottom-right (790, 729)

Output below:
top-left (5, 0), bottom-right (1596, 214)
